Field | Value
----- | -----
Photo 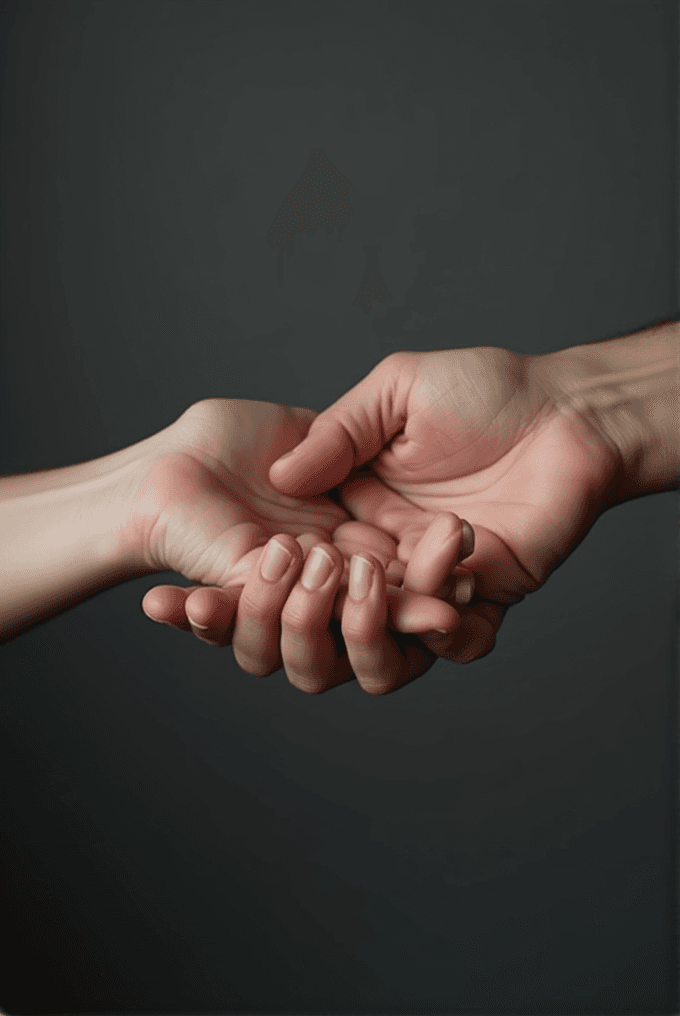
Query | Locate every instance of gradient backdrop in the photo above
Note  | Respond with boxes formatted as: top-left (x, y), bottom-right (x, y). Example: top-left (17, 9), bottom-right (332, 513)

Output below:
top-left (0, 1), bottom-right (678, 1013)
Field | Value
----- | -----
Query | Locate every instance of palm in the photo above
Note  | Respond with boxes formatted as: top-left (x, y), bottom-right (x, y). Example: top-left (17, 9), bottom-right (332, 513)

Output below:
top-left (328, 348), bottom-right (616, 607)
top-left (133, 398), bottom-right (399, 591)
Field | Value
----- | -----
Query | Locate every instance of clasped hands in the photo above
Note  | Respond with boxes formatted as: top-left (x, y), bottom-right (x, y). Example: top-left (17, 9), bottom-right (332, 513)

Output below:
top-left (136, 398), bottom-right (476, 697)
top-left (134, 347), bottom-right (616, 695)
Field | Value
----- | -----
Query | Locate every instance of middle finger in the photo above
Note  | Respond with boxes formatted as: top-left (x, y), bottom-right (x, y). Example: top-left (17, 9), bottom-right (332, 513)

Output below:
top-left (280, 542), bottom-right (354, 695)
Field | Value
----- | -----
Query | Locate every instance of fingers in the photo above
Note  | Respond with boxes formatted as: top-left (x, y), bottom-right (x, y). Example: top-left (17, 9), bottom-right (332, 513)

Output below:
top-left (140, 532), bottom-right (317, 654)
top-left (398, 512), bottom-right (486, 654)
top-left (276, 547), bottom-right (440, 696)
top-left (331, 520), bottom-right (398, 570)
top-left (278, 543), bottom-right (355, 694)
top-left (233, 538), bottom-right (441, 696)
top-left (230, 534), bottom-right (306, 676)
top-left (183, 585), bottom-right (242, 644)
top-left (268, 352), bottom-right (415, 498)
top-left (142, 584), bottom-right (207, 631)
top-left (419, 601), bottom-right (507, 664)
top-left (268, 418), bottom-right (357, 499)
top-left (385, 558), bottom-right (406, 585)
top-left (435, 566), bottom-right (476, 609)
top-left (141, 524), bottom-right (461, 661)
top-left (334, 470), bottom-right (426, 544)
top-left (330, 580), bottom-right (460, 635)
top-left (142, 533), bottom-right (458, 694)
top-left (331, 516), bottom-right (462, 632)
top-left (341, 553), bottom-right (438, 695)
top-left (142, 582), bottom-right (242, 645)
top-left (401, 512), bottom-right (475, 596)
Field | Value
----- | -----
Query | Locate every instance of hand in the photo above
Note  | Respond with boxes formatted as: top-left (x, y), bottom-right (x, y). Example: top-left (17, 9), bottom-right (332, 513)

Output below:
top-left (133, 399), bottom-right (462, 678)
top-left (268, 346), bottom-right (620, 666)
top-left (216, 513), bottom-right (476, 695)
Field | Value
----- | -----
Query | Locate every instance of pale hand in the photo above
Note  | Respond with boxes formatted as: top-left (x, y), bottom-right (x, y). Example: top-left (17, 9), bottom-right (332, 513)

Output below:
top-left (129, 399), bottom-right (467, 688)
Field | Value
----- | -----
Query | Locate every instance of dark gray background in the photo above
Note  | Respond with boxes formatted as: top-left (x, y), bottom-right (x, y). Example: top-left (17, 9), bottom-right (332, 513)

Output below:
top-left (0, 1), bottom-right (678, 1013)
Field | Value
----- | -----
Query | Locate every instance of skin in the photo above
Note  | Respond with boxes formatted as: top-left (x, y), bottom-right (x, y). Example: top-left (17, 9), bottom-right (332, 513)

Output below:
top-left (136, 398), bottom-right (473, 694)
top-left (6, 327), bottom-right (670, 694)
top-left (265, 346), bottom-right (626, 667)
top-left (138, 322), bottom-right (680, 693)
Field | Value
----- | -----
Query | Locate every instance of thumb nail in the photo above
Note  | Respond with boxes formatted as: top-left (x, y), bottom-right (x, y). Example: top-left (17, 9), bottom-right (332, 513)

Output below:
top-left (276, 449), bottom-right (297, 465)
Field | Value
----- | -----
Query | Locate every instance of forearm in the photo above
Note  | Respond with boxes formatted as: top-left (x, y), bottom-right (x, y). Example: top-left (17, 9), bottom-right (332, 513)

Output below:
top-left (534, 318), bottom-right (680, 507)
top-left (0, 449), bottom-right (155, 645)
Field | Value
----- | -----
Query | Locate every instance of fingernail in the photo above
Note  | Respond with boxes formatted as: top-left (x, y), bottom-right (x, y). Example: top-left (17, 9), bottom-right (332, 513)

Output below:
top-left (460, 520), bottom-right (475, 559)
top-left (454, 574), bottom-right (475, 605)
top-left (276, 449), bottom-right (296, 464)
top-left (434, 628), bottom-right (452, 635)
top-left (260, 539), bottom-right (293, 582)
top-left (349, 555), bottom-right (373, 600)
top-left (188, 619), bottom-right (209, 630)
top-left (301, 545), bottom-right (334, 591)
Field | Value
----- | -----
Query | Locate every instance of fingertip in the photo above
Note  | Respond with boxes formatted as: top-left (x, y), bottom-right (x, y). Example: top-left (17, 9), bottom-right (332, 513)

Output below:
top-left (142, 606), bottom-right (165, 625)
top-left (141, 585), bottom-right (179, 624)
top-left (268, 452), bottom-right (304, 493)
top-left (349, 550), bottom-right (384, 593)
top-left (279, 534), bottom-right (307, 572)
top-left (385, 557), bottom-right (406, 585)
top-left (295, 531), bottom-right (336, 562)
top-left (352, 549), bottom-right (381, 568)
top-left (270, 448), bottom-right (298, 474)
top-left (141, 591), bottom-right (159, 620)
top-left (271, 422), bottom-right (356, 497)
top-left (427, 512), bottom-right (475, 563)
top-left (326, 540), bottom-right (347, 572)
top-left (185, 586), bottom-right (238, 631)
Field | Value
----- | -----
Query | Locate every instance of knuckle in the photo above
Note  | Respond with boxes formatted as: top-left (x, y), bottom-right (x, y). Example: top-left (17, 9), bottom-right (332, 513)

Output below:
top-left (238, 590), bottom-right (269, 618)
top-left (341, 618), bottom-right (372, 643)
top-left (280, 603), bottom-right (312, 636)
top-left (383, 350), bottom-right (412, 372)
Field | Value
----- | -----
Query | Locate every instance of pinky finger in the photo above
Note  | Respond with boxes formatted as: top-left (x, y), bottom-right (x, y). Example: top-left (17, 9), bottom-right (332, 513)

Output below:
top-left (142, 584), bottom-right (205, 631)
top-left (142, 583), bottom-right (241, 646)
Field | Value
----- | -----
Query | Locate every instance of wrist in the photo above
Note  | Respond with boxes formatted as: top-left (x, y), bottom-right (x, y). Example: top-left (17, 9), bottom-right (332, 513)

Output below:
top-left (0, 431), bottom-right (172, 643)
top-left (532, 320), bottom-right (680, 508)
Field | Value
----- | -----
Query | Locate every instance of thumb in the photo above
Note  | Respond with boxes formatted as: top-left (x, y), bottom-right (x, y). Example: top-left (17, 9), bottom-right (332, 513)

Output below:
top-left (269, 353), bottom-right (413, 498)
